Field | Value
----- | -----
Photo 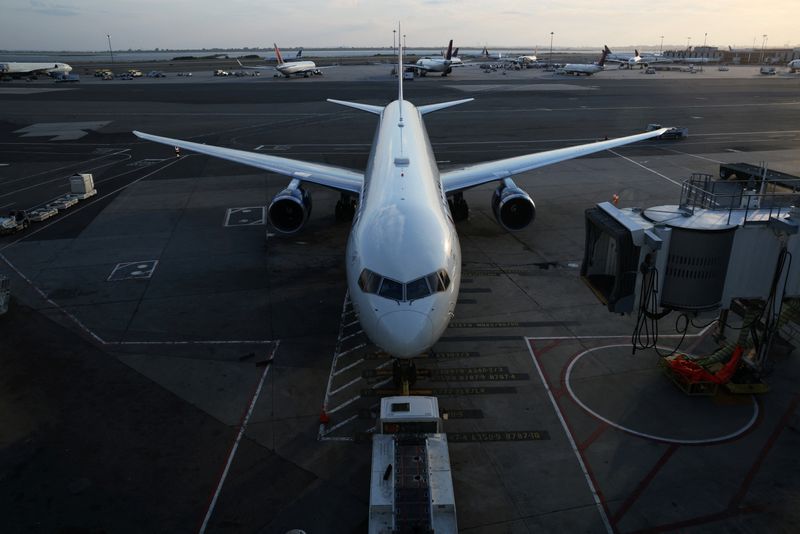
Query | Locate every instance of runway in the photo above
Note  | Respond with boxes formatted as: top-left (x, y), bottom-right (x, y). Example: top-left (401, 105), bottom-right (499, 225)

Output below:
top-left (1, 65), bottom-right (799, 533)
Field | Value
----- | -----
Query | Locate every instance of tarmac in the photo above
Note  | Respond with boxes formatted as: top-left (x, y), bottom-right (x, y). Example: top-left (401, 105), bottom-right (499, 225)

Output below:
top-left (1, 63), bottom-right (799, 533)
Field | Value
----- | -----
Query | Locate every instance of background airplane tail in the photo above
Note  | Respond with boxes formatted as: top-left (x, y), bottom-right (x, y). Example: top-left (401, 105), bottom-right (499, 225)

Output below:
top-left (295, 48), bottom-right (303, 59)
top-left (445, 40), bottom-right (453, 60)
top-left (453, 47), bottom-right (459, 58)
top-left (598, 47), bottom-right (610, 66)
top-left (273, 44), bottom-right (284, 65)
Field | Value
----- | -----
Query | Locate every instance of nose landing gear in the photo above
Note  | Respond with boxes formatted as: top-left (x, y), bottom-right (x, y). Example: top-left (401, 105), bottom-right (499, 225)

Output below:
top-left (392, 359), bottom-right (417, 395)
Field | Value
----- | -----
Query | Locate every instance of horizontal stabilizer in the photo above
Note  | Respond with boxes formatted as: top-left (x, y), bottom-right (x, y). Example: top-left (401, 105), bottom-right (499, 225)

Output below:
top-left (417, 98), bottom-right (474, 115)
top-left (326, 99), bottom-right (384, 115)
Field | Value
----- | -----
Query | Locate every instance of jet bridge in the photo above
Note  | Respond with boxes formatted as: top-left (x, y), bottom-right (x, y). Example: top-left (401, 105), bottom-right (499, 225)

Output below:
top-left (582, 172), bottom-right (800, 373)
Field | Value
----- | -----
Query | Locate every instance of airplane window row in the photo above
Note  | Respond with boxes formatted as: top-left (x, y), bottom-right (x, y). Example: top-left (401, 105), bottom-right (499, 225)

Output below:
top-left (358, 268), bottom-right (451, 302)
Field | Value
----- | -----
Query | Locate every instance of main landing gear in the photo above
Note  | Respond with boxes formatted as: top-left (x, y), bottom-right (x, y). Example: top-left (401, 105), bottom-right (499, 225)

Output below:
top-left (335, 193), bottom-right (357, 222)
top-left (448, 192), bottom-right (469, 222)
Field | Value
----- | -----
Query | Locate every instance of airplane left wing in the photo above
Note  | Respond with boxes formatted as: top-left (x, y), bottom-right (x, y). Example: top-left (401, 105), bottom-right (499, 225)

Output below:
top-left (133, 131), bottom-right (364, 194)
top-left (236, 59), bottom-right (272, 70)
top-left (441, 129), bottom-right (668, 194)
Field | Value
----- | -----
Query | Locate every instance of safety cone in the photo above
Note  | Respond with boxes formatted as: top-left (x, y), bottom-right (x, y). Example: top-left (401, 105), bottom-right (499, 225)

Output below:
top-left (319, 409), bottom-right (330, 425)
top-left (612, 194), bottom-right (620, 205)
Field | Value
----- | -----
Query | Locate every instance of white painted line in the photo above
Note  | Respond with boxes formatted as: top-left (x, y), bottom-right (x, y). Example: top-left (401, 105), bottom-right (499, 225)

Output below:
top-left (198, 341), bottom-right (280, 534)
top-left (526, 323), bottom-right (715, 341)
top-left (0, 202), bottom-right (15, 210)
top-left (339, 330), bottom-right (363, 342)
top-left (328, 378), bottom-right (392, 415)
top-left (223, 206), bottom-right (266, 227)
top-left (564, 344), bottom-right (759, 445)
top-left (321, 414), bottom-right (359, 436)
top-left (526, 342), bottom-right (613, 534)
top-left (319, 436), bottom-right (354, 442)
top-left (344, 319), bottom-right (360, 328)
top-left (658, 146), bottom-right (724, 164)
top-left (337, 342), bottom-right (366, 358)
top-left (0, 149), bottom-right (129, 189)
top-left (329, 375), bottom-right (363, 397)
top-left (319, 291), bottom-right (352, 439)
top-left (107, 260), bottom-right (159, 282)
top-left (333, 358), bottom-right (365, 377)
top-left (725, 148), bottom-right (742, 153)
top-left (607, 149), bottom-right (682, 187)
top-left (0, 163), bottom-right (9, 167)
top-left (254, 145), bottom-right (264, 150)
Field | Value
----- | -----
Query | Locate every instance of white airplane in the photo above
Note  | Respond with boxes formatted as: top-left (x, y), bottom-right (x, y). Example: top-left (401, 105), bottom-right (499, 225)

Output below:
top-left (0, 61), bottom-right (72, 77)
top-left (603, 46), bottom-right (672, 69)
top-left (407, 40), bottom-right (461, 76)
top-left (237, 44), bottom-right (333, 78)
top-left (789, 59), bottom-right (800, 73)
top-left (133, 35), bottom-right (666, 379)
top-left (560, 47), bottom-right (609, 76)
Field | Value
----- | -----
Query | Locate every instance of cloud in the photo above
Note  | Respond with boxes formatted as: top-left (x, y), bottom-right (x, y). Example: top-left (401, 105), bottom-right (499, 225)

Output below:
top-left (27, 0), bottom-right (80, 16)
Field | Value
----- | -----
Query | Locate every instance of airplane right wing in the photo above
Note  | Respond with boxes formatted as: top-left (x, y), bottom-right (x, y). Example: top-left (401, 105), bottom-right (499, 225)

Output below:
top-left (441, 129), bottom-right (668, 194)
top-left (133, 131), bottom-right (364, 194)
top-left (236, 59), bottom-right (272, 70)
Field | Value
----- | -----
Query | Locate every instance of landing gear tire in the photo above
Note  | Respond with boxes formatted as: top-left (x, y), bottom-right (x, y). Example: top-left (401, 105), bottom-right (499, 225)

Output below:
top-left (335, 194), bottom-right (357, 222)
top-left (392, 359), bottom-right (417, 392)
top-left (448, 193), bottom-right (469, 222)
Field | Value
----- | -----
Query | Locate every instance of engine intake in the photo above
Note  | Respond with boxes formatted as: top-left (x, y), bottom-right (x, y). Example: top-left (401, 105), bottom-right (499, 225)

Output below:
top-left (492, 178), bottom-right (536, 231)
top-left (268, 179), bottom-right (312, 233)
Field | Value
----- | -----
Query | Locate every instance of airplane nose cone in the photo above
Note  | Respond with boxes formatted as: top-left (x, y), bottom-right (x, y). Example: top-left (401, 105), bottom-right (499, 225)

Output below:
top-left (376, 310), bottom-right (434, 358)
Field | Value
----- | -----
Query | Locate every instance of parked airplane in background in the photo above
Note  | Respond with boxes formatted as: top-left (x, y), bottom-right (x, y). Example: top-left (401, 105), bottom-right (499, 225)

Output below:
top-left (237, 44), bottom-right (333, 78)
top-left (516, 54), bottom-right (538, 65)
top-left (134, 34), bottom-right (667, 377)
top-left (0, 62), bottom-right (72, 77)
top-left (407, 40), bottom-right (461, 76)
top-left (789, 59), bottom-right (800, 72)
top-left (560, 47), bottom-right (609, 75)
top-left (604, 46), bottom-right (672, 68)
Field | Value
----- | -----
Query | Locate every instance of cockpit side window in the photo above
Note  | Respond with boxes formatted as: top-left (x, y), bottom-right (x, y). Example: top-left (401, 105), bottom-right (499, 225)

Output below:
top-left (406, 276), bottom-right (431, 301)
top-left (378, 277), bottom-right (404, 301)
top-left (358, 269), bottom-right (381, 294)
top-left (426, 268), bottom-right (451, 292)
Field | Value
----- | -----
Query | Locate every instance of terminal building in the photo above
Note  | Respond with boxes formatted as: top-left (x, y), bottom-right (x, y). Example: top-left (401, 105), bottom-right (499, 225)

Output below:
top-left (663, 45), bottom-right (800, 64)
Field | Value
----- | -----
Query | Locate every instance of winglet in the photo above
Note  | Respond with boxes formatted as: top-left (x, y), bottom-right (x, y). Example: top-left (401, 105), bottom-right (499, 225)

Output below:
top-left (274, 43), bottom-right (284, 65)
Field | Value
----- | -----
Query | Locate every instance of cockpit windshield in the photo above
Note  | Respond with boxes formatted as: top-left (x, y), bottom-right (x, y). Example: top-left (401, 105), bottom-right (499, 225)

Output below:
top-left (358, 268), bottom-right (451, 302)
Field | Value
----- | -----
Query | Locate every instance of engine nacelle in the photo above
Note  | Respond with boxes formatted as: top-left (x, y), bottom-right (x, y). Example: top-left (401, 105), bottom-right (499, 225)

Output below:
top-left (492, 178), bottom-right (536, 231)
top-left (267, 179), bottom-right (312, 234)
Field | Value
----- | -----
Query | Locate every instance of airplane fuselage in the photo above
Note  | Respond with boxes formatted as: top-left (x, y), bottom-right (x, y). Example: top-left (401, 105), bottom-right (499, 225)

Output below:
top-left (276, 60), bottom-right (318, 76)
top-left (346, 101), bottom-right (460, 358)
top-left (0, 62), bottom-right (72, 76)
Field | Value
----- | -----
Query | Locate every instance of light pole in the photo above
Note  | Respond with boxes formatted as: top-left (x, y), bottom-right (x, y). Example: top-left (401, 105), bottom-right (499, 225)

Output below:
top-left (403, 34), bottom-right (406, 51)
top-left (760, 34), bottom-right (767, 63)
top-left (107, 33), bottom-right (114, 64)
top-left (660, 35), bottom-right (664, 54)
top-left (393, 29), bottom-right (396, 55)
top-left (687, 36), bottom-right (691, 59)
top-left (549, 31), bottom-right (554, 67)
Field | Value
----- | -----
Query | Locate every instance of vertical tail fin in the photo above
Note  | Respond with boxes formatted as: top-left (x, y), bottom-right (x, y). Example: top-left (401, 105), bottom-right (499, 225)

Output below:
top-left (599, 47), bottom-right (609, 66)
top-left (453, 47), bottom-right (459, 58)
top-left (445, 40), bottom-right (453, 60)
top-left (397, 23), bottom-right (403, 115)
top-left (634, 49), bottom-right (640, 57)
top-left (295, 48), bottom-right (303, 59)
top-left (273, 43), bottom-right (284, 65)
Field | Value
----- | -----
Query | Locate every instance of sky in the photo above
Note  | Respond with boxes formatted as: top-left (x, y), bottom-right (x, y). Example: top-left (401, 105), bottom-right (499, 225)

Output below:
top-left (1, 0), bottom-right (797, 51)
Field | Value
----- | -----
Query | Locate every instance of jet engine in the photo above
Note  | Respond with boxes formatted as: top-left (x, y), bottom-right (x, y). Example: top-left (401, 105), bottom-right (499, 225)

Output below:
top-left (492, 178), bottom-right (536, 231)
top-left (267, 178), bottom-right (312, 233)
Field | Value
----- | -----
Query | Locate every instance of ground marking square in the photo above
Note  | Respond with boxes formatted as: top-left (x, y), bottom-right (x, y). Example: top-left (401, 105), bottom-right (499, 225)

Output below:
top-left (107, 260), bottom-right (159, 281)
top-left (224, 207), bottom-right (266, 227)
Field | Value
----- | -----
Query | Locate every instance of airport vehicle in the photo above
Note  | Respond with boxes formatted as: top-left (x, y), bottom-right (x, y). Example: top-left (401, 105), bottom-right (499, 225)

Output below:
top-left (718, 65), bottom-right (730, 71)
top-left (0, 61), bottom-right (72, 78)
top-left (68, 173), bottom-right (97, 200)
top-left (214, 70), bottom-right (230, 77)
top-left (94, 68), bottom-right (112, 77)
top-left (146, 71), bottom-right (166, 78)
top-left (237, 44), bottom-right (331, 78)
top-left (28, 207), bottom-right (58, 222)
top-left (646, 123), bottom-right (688, 139)
top-left (789, 59), bottom-right (800, 73)
top-left (760, 66), bottom-right (776, 75)
top-left (55, 73), bottom-right (80, 83)
top-left (405, 40), bottom-right (462, 76)
top-left (0, 211), bottom-right (30, 235)
top-left (369, 396), bottom-right (456, 533)
top-left (0, 275), bottom-right (9, 315)
top-left (560, 47), bottom-right (609, 76)
top-left (101, 72), bottom-right (114, 80)
top-left (177, 72), bottom-right (193, 77)
top-left (128, 69), bottom-right (143, 77)
top-left (134, 38), bottom-right (667, 364)
top-left (644, 67), bottom-right (656, 74)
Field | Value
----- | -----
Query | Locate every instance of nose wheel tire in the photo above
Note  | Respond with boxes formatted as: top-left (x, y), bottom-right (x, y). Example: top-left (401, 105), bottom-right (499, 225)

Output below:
top-left (392, 360), bottom-right (417, 395)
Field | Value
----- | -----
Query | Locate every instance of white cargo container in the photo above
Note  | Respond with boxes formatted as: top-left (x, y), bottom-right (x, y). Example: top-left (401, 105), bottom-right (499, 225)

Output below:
top-left (70, 173), bottom-right (96, 197)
